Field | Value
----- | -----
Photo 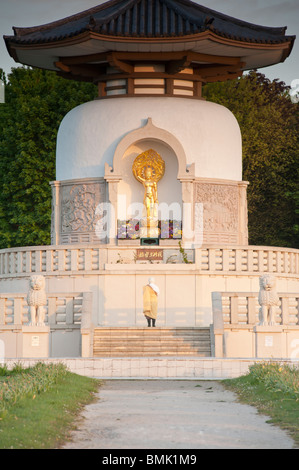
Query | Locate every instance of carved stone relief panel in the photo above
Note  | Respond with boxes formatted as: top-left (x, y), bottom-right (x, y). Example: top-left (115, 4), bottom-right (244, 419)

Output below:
top-left (59, 179), bottom-right (106, 244)
top-left (194, 181), bottom-right (240, 245)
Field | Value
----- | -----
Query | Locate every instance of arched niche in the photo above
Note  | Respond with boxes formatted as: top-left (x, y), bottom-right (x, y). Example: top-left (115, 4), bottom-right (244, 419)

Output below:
top-left (105, 118), bottom-right (194, 243)
top-left (118, 140), bottom-right (182, 221)
top-left (106, 118), bottom-right (192, 180)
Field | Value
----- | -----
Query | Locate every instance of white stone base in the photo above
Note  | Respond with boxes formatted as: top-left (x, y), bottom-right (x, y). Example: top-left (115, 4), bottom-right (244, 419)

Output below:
top-left (21, 326), bottom-right (50, 358)
top-left (4, 357), bottom-right (299, 380)
top-left (0, 244), bottom-right (298, 329)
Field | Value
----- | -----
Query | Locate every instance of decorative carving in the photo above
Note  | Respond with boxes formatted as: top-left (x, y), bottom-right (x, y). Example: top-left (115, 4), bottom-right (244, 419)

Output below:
top-left (195, 183), bottom-right (238, 232)
top-left (194, 182), bottom-right (239, 244)
top-left (133, 149), bottom-right (165, 185)
top-left (61, 182), bottom-right (105, 235)
top-left (258, 274), bottom-right (280, 326)
top-left (27, 275), bottom-right (47, 326)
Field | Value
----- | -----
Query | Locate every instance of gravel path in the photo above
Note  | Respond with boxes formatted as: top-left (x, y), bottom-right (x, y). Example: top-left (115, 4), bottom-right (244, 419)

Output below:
top-left (62, 380), bottom-right (296, 450)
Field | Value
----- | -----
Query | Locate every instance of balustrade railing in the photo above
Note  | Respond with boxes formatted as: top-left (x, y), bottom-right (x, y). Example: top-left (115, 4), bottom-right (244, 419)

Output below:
top-left (0, 292), bottom-right (85, 327)
top-left (212, 292), bottom-right (299, 327)
top-left (0, 245), bottom-right (298, 277)
top-left (196, 246), bottom-right (299, 274)
top-left (0, 246), bottom-right (104, 276)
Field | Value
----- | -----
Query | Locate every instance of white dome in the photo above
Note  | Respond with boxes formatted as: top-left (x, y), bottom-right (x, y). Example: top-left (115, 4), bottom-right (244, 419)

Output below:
top-left (56, 96), bottom-right (242, 182)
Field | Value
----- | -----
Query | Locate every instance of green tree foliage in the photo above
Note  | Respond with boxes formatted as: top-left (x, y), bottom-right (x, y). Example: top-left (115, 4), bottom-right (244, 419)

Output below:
top-left (203, 71), bottom-right (298, 248)
top-left (0, 67), bottom-right (97, 249)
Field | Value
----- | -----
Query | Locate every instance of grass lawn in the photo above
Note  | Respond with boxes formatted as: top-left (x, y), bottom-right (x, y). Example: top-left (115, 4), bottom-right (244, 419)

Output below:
top-left (222, 362), bottom-right (299, 448)
top-left (0, 366), bottom-right (100, 449)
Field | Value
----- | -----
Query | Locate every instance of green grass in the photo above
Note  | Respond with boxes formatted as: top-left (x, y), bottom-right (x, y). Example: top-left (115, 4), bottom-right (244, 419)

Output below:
top-left (0, 364), bottom-right (100, 449)
top-left (222, 362), bottom-right (299, 448)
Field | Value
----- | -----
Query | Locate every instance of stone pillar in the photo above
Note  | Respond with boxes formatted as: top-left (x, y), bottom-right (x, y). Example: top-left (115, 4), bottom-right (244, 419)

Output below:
top-left (239, 181), bottom-right (249, 245)
top-left (50, 181), bottom-right (61, 245)
top-left (105, 163), bottom-right (122, 245)
top-left (180, 164), bottom-right (195, 246)
top-left (211, 292), bottom-right (224, 357)
top-left (81, 292), bottom-right (93, 358)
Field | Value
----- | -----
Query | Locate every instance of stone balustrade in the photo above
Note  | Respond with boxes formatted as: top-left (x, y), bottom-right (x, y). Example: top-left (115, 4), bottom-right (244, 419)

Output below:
top-left (0, 246), bottom-right (104, 276)
top-left (0, 292), bottom-right (93, 358)
top-left (212, 291), bottom-right (299, 358)
top-left (0, 292), bottom-right (85, 327)
top-left (212, 292), bottom-right (299, 327)
top-left (0, 244), bottom-right (298, 277)
top-left (195, 246), bottom-right (299, 275)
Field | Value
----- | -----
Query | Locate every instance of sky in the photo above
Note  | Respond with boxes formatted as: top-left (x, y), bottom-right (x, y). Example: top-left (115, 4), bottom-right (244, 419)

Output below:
top-left (0, 0), bottom-right (298, 87)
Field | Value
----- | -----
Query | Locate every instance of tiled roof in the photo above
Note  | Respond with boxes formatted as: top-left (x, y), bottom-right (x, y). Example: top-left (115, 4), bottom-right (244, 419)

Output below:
top-left (5, 0), bottom-right (295, 45)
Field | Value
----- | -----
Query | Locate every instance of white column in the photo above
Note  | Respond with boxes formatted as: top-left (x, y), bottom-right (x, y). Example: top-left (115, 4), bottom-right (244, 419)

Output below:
top-left (180, 170), bottom-right (195, 246)
top-left (50, 181), bottom-right (61, 245)
top-left (104, 163), bottom-right (122, 245)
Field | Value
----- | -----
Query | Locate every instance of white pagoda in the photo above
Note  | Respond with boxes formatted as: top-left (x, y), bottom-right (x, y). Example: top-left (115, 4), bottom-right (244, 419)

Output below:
top-left (1, 0), bottom-right (298, 367)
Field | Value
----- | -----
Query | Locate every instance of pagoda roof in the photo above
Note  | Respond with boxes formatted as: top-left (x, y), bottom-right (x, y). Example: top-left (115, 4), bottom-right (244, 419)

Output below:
top-left (4, 0), bottom-right (295, 81)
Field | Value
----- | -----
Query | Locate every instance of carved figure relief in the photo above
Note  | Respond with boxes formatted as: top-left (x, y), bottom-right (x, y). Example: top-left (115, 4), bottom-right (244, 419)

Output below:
top-left (194, 182), bottom-right (239, 243)
top-left (61, 183), bottom-right (105, 234)
top-left (195, 183), bottom-right (238, 232)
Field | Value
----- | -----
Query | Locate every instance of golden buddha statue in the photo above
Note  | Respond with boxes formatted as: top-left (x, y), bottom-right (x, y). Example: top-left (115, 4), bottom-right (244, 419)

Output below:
top-left (133, 149), bottom-right (165, 238)
top-left (142, 166), bottom-right (158, 219)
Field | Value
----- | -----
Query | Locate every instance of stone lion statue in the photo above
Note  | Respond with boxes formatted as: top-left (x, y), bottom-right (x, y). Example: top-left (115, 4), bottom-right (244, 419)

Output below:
top-left (27, 275), bottom-right (47, 326)
top-left (258, 274), bottom-right (279, 326)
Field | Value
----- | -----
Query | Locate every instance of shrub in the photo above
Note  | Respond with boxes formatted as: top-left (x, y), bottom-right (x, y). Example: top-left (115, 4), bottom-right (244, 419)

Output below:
top-left (0, 362), bottom-right (67, 416)
top-left (249, 362), bottom-right (299, 398)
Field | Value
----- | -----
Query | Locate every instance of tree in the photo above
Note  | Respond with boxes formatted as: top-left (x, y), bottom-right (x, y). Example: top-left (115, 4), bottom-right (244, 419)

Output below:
top-left (0, 67), bottom-right (97, 248)
top-left (203, 71), bottom-right (299, 248)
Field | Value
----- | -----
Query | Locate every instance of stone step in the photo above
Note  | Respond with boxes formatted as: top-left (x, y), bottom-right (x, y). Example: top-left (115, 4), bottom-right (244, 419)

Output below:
top-left (95, 329), bottom-right (210, 336)
top-left (94, 340), bottom-right (211, 347)
top-left (96, 332), bottom-right (211, 337)
top-left (94, 348), bottom-right (210, 354)
top-left (93, 340), bottom-right (211, 347)
top-left (93, 327), bottom-right (211, 357)
top-left (94, 337), bottom-right (211, 344)
top-left (92, 351), bottom-right (210, 357)
top-left (95, 326), bottom-right (209, 334)
top-left (93, 344), bottom-right (210, 349)
top-left (93, 333), bottom-right (210, 343)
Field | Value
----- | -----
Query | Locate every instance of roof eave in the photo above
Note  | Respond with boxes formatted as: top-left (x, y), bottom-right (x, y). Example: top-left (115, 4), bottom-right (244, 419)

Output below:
top-left (5, 29), bottom-right (295, 52)
top-left (4, 28), bottom-right (295, 78)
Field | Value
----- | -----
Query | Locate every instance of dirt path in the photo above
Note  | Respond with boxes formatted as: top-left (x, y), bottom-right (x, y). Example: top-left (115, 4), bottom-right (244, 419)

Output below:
top-left (62, 380), bottom-right (296, 449)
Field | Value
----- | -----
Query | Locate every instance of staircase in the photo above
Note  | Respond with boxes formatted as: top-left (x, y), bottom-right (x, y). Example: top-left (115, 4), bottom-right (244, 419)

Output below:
top-left (93, 327), bottom-right (211, 357)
